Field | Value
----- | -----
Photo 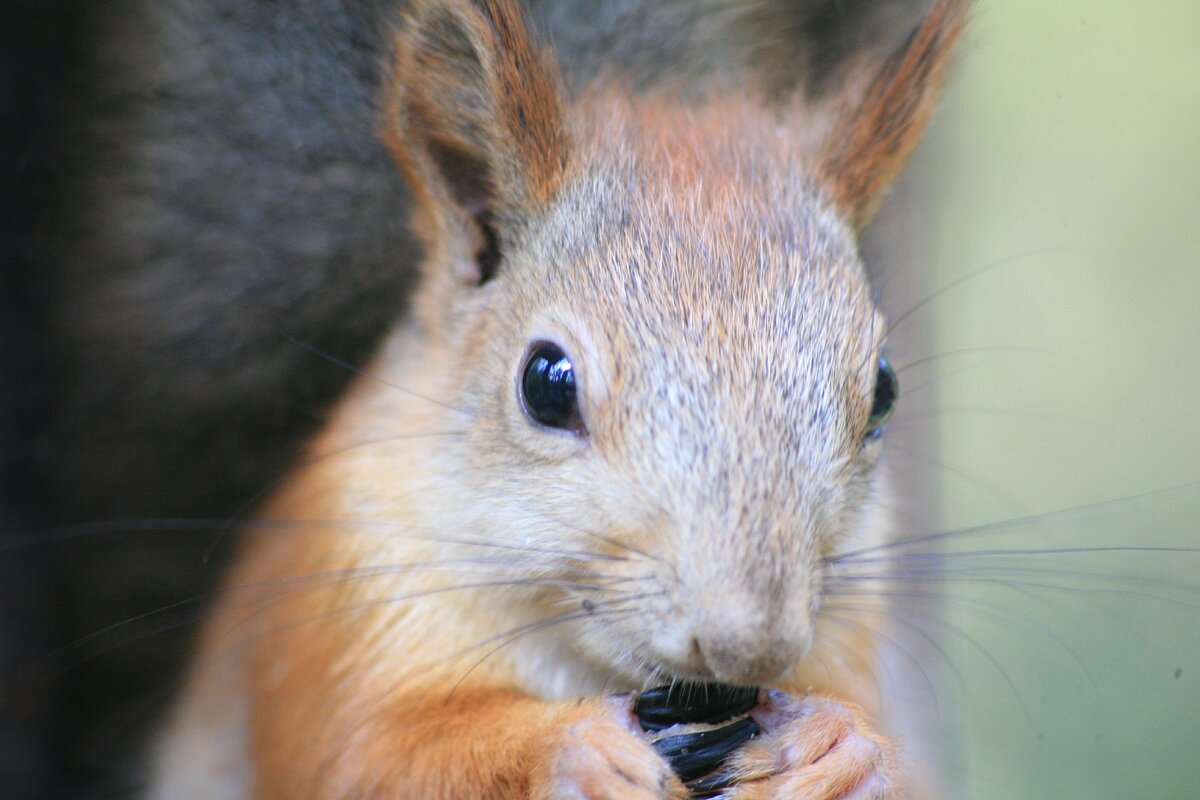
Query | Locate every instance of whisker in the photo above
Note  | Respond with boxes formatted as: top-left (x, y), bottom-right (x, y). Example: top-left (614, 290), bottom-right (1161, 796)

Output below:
top-left (446, 599), bottom-right (652, 698)
top-left (516, 503), bottom-right (660, 563)
top-left (281, 332), bottom-right (471, 417)
top-left (200, 429), bottom-right (469, 561)
top-left (2, 517), bottom-right (632, 564)
top-left (102, 546), bottom-right (633, 646)
top-left (824, 585), bottom-right (1100, 691)
top-left (808, 617), bottom-right (887, 708)
top-left (893, 361), bottom-right (979, 400)
top-left (827, 597), bottom-right (1040, 733)
top-left (896, 405), bottom-right (1095, 426)
top-left (835, 545), bottom-right (1200, 568)
top-left (828, 560), bottom-right (1200, 597)
top-left (885, 441), bottom-right (1028, 513)
top-left (816, 610), bottom-right (928, 712)
top-left (201, 429), bottom-right (463, 561)
top-left (315, 601), bottom-right (648, 768)
top-left (894, 345), bottom-right (1053, 376)
top-left (36, 559), bottom-right (623, 678)
top-left (833, 571), bottom-right (1200, 615)
top-left (874, 603), bottom-right (967, 701)
top-left (204, 580), bottom-right (652, 685)
top-left (826, 482), bottom-right (1200, 562)
top-left (885, 248), bottom-right (1071, 336)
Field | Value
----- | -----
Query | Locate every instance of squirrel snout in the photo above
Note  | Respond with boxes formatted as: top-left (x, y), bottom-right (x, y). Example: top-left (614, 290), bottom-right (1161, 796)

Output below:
top-left (687, 628), bottom-right (805, 686)
top-left (658, 591), bottom-right (813, 686)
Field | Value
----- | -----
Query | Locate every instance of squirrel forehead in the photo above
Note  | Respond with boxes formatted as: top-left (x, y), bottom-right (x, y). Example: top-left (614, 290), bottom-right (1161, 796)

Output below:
top-left (568, 92), bottom-right (833, 227)
top-left (517, 91), bottom-right (879, 373)
top-left (503, 95), bottom-right (881, 474)
top-left (549, 90), bottom-right (870, 303)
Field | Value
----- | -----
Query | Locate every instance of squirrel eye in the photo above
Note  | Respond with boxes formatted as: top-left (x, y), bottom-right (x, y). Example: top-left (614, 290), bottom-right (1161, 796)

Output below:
top-left (866, 356), bottom-right (898, 437)
top-left (520, 343), bottom-right (584, 433)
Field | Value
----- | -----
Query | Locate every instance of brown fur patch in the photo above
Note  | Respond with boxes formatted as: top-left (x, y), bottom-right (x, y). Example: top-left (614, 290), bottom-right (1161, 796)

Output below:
top-left (384, 0), bottom-right (570, 217)
top-left (818, 0), bottom-right (971, 229)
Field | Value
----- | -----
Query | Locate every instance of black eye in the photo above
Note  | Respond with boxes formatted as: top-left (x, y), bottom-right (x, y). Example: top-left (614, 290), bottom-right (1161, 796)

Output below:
top-left (867, 356), bottom-right (898, 437)
top-left (520, 343), bottom-right (583, 433)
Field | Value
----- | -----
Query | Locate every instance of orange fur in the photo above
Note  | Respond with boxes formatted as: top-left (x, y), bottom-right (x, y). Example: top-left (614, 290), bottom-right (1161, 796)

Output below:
top-left (151, 1), bottom-right (971, 797)
top-left (819, 0), bottom-right (970, 229)
top-left (384, 0), bottom-right (569, 217)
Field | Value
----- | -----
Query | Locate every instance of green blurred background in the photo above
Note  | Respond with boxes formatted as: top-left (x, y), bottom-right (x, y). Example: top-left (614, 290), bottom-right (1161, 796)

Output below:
top-left (902, 1), bottom-right (1200, 797)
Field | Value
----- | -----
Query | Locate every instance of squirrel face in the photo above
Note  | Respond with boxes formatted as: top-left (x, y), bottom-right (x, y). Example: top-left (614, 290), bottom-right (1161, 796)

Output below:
top-left (379, 93), bottom-right (889, 688)
top-left (359, 0), bottom-right (965, 690)
top-left (465, 100), bottom-right (885, 686)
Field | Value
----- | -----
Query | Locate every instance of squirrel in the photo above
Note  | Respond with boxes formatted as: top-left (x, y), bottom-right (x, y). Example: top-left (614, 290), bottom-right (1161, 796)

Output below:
top-left (143, 0), bottom-right (969, 797)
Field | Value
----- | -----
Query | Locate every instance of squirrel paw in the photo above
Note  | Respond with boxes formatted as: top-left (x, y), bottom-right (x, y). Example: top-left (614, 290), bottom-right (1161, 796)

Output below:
top-left (530, 696), bottom-right (688, 800)
top-left (722, 692), bottom-right (895, 800)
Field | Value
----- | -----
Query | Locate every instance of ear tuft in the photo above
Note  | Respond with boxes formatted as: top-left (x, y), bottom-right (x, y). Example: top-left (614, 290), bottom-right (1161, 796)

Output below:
top-left (385, 0), bottom-right (570, 228)
top-left (816, 0), bottom-right (971, 231)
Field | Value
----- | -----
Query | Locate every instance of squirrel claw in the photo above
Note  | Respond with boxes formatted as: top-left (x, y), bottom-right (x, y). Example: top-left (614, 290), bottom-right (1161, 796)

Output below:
top-left (719, 694), bottom-right (895, 800)
top-left (530, 701), bottom-right (688, 800)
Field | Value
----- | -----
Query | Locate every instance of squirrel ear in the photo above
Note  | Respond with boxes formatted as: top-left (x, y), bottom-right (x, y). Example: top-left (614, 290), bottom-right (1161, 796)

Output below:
top-left (815, 0), bottom-right (970, 231)
top-left (385, 0), bottom-right (569, 242)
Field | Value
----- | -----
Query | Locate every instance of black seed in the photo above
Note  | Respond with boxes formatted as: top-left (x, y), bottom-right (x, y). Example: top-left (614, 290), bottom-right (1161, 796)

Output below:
top-left (687, 768), bottom-right (739, 798)
top-left (634, 683), bottom-right (759, 731)
top-left (650, 716), bottom-right (759, 783)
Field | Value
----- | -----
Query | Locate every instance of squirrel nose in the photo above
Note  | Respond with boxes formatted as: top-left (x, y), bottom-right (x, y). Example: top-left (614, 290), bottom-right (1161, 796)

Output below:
top-left (690, 633), bottom-right (799, 685)
top-left (686, 606), bottom-right (811, 685)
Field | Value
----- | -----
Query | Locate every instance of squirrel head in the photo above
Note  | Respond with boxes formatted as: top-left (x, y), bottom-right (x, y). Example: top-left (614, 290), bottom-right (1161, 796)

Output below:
top-left (378, 0), bottom-right (967, 687)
